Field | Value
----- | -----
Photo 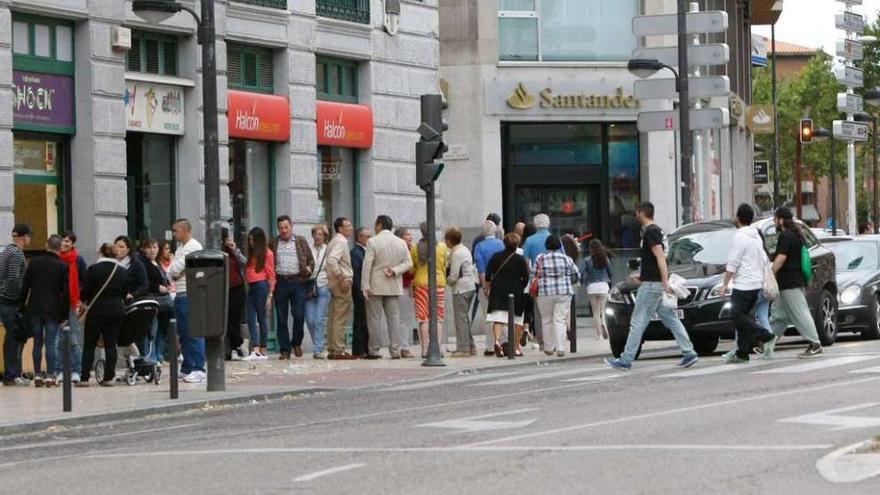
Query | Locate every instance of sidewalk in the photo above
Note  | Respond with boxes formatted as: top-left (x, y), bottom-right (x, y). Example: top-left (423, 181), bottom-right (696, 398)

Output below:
top-left (0, 319), bottom-right (671, 434)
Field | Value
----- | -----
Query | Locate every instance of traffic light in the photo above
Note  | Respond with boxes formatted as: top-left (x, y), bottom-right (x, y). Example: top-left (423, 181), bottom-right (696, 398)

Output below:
top-left (800, 119), bottom-right (813, 144)
top-left (416, 94), bottom-right (448, 190)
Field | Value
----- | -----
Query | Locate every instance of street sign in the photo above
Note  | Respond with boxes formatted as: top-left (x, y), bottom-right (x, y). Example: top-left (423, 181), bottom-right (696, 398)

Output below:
top-left (835, 11), bottom-right (865, 34)
top-left (637, 108), bottom-right (730, 132)
top-left (837, 93), bottom-right (864, 114)
top-left (747, 105), bottom-right (775, 134)
top-left (826, 217), bottom-right (835, 230)
top-left (833, 120), bottom-right (870, 141)
top-left (632, 11), bottom-right (728, 36)
top-left (836, 39), bottom-right (864, 60)
top-left (631, 44), bottom-right (730, 68)
top-left (634, 75), bottom-right (730, 99)
top-left (834, 65), bottom-right (864, 87)
top-left (754, 161), bottom-right (769, 185)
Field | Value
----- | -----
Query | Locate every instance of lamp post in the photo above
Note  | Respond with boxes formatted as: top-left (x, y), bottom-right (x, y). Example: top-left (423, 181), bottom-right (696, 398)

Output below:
top-left (863, 87), bottom-right (880, 233)
top-left (854, 112), bottom-right (877, 234)
top-left (133, 0), bottom-right (224, 392)
top-left (627, 58), bottom-right (693, 225)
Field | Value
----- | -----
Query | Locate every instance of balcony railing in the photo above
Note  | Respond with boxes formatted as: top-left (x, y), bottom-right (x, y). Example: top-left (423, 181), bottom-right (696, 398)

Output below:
top-left (316, 0), bottom-right (370, 24)
top-left (231, 0), bottom-right (288, 9)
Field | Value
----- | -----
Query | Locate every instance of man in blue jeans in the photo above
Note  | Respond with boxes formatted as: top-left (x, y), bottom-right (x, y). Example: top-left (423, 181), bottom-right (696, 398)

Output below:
top-left (167, 219), bottom-right (206, 383)
top-left (1, 224), bottom-right (30, 386)
top-left (606, 202), bottom-right (699, 371)
top-left (273, 215), bottom-right (315, 360)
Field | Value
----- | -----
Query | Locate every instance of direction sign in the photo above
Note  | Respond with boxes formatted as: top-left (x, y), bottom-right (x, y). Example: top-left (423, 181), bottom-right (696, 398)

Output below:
top-left (834, 65), bottom-right (864, 87)
top-left (634, 75), bottom-right (730, 99)
top-left (632, 11), bottom-right (729, 36)
top-left (837, 93), bottom-right (864, 114)
top-left (833, 120), bottom-right (869, 141)
top-left (637, 108), bottom-right (730, 132)
top-left (835, 11), bottom-right (865, 34)
top-left (836, 39), bottom-right (864, 60)
top-left (631, 44), bottom-right (730, 68)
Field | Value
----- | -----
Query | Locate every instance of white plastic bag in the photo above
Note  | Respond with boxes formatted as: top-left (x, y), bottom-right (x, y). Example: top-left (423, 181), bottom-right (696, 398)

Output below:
top-left (661, 291), bottom-right (678, 309)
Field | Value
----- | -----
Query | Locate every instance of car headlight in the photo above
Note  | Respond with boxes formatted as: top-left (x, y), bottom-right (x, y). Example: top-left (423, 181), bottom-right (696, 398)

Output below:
top-left (608, 287), bottom-right (625, 304)
top-left (706, 283), bottom-right (725, 300)
top-left (839, 285), bottom-right (862, 305)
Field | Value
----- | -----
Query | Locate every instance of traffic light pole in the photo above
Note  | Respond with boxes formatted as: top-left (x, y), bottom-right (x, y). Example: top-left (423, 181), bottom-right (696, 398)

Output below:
top-left (422, 182), bottom-right (444, 367)
top-left (677, 0), bottom-right (693, 226)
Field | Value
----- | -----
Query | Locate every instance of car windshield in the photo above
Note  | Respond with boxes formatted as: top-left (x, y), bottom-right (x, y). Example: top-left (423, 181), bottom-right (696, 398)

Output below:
top-left (827, 241), bottom-right (878, 271)
top-left (667, 229), bottom-right (737, 266)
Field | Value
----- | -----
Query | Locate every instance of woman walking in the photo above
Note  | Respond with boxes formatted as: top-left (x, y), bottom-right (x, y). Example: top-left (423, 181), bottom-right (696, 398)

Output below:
top-left (485, 234), bottom-right (530, 357)
top-left (445, 226), bottom-right (477, 357)
top-left (395, 227), bottom-right (416, 357)
top-left (305, 224), bottom-right (331, 359)
top-left (243, 227), bottom-right (276, 361)
top-left (140, 239), bottom-right (172, 360)
top-left (582, 239), bottom-right (613, 340)
top-left (534, 235), bottom-right (580, 357)
top-left (411, 222), bottom-right (449, 358)
top-left (78, 243), bottom-right (128, 387)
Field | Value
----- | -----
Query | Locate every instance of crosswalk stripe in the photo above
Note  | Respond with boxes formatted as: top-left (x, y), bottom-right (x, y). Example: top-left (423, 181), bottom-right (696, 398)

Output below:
top-left (470, 366), bottom-right (610, 386)
top-left (753, 356), bottom-right (880, 374)
top-left (385, 371), bottom-right (522, 391)
top-left (563, 374), bottom-right (622, 382)
top-left (849, 365), bottom-right (880, 374)
top-left (657, 360), bottom-right (778, 378)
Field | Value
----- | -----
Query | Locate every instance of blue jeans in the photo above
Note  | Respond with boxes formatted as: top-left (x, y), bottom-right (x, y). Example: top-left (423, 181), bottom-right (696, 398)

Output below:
top-left (1, 303), bottom-right (23, 381)
top-left (755, 291), bottom-right (770, 330)
top-left (246, 280), bottom-right (270, 348)
top-left (31, 316), bottom-right (60, 376)
top-left (621, 282), bottom-right (696, 365)
top-left (53, 308), bottom-right (83, 375)
top-left (175, 296), bottom-right (205, 374)
top-left (275, 278), bottom-right (307, 352)
top-left (305, 287), bottom-right (331, 354)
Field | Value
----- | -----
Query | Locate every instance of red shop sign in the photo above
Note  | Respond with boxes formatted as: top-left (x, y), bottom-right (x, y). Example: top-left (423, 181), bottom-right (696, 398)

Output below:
top-left (228, 90), bottom-right (290, 142)
top-left (316, 101), bottom-right (373, 149)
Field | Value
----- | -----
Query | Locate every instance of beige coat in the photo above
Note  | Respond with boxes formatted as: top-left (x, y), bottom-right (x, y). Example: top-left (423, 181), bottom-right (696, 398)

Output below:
top-left (361, 230), bottom-right (412, 296)
top-left (325, 233), bottom-right (353, 296)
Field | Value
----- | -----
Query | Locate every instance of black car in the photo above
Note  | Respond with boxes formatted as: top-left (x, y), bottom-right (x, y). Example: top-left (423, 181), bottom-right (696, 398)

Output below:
top-left (605, 218), bottom-right (838, 357)
top-left (824, 236), bottom-right (880, 340)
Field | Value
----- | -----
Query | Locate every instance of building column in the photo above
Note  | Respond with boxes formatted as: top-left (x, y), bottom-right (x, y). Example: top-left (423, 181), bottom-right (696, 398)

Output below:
top-left (0, 2), bottom-right (13, 241)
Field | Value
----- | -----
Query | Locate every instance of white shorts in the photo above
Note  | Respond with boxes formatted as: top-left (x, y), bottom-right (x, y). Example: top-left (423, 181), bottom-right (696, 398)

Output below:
top-left (586, 282), bottom-right (610, 295)
top-left (487, 310), bottom-right (524, 326)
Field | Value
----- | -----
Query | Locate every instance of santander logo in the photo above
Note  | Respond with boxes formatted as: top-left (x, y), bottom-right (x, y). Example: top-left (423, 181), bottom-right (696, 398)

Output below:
top-left (323, 110), bottom-right (346, 140)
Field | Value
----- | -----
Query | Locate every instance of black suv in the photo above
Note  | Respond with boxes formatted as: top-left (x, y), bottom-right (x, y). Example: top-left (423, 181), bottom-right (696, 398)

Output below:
top-left (605, 218), bottom-right (838, 357)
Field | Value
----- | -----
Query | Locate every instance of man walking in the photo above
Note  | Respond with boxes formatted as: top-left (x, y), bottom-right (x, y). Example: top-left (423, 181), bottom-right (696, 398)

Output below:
top-left (719, 204), bottom-right (776, 363)
top-left (523, 213), bottom-right (552, 348)
top-left (273, 215), bottom-right (315, 360)
top-left (350, 227), bottom-right (371, 357)
top-left (606, 202), bottom-right (699, 371)
top-left (445, 226), bottom-right (477, 357)
top-left (1, 224), bottom-right (31, 386)
top-left (325, 217), bottom-right (356, 360)
top-left (55, 231), bottom-right (88, 382)
top-left (473, 220), bottom-right (505, 355)
top-left (361, 215), bottom-right (413, 359)
top-left (167, 219), bottom-right (206, 383)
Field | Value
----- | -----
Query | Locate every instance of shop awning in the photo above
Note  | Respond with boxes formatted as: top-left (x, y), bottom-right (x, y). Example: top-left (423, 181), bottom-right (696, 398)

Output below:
top-left (316, 100), bottom-right (373, 149)
top-left (228, 90), bottom-right (290, 142)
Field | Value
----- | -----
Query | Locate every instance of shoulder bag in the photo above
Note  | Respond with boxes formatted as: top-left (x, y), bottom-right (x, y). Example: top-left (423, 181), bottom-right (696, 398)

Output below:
top-left (305, 247), bottom-right (326, 300)
top-left (529, 256), bottom-right (543, 298)
top-left (78, 262), bottom-right (119, 326)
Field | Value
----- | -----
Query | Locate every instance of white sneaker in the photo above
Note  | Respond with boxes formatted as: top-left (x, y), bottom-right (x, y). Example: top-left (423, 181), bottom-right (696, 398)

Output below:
top-left (71, 372), bottom-right (81, 384)
top-left (182, 371), bottom-right (206, 383)
top-left (242, 351), bottom-right (261, 362)
top-left (256, 352), bottom-right (269, 361)
top-left (230, 351), bottom-right (243, 361)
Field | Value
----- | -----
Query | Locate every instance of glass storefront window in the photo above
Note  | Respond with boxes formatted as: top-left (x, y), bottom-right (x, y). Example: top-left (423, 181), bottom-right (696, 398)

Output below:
top-left (14, 139), bottom-right (57, 175)
top-left (608, 124), bottom-right (640, 248)
top-left (318, 146), bottom-right (356, 228)
top-left (13, 137), bottom-right (64, 253)
top-left (507, 123), bottom-right (601, 166)
top-left (229, 140), bottom-right (273, 246)
top-left (126, 133), bottom-right (176, 243)
top-left (514, 185), bottom-right (600, 237)
top-left (498, 17), bottom-right (538, 61)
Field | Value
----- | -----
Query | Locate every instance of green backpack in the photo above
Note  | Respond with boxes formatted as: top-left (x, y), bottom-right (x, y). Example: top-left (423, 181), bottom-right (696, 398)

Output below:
top-left (800, 245), bottom-right (813, 283)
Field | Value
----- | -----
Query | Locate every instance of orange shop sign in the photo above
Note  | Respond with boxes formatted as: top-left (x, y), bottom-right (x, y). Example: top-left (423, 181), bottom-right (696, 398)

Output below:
top-left (228, 90), bottom-right (290, 142)
top-left (316, 101), bottom-right (373, 149)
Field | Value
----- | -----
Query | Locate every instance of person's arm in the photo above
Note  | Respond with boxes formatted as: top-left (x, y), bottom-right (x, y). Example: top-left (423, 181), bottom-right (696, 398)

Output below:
top-left (81, 266), bottom-right (97, 305)
top-left (361, 242), bottom-right (375, 295)
top-left (266, 250), bottom-right (276, 295)
top-left (167, 251), bottom-right (186, 280)
top-left (232, 247), bottom-right (247, 267)
top-left (133, 261), bottom-right (149, 297)
top-left (721, 235), bottom-right (745, 297)
top-left (325, 241), bottom-right (343, 280)
top-left (652, 244), bottom-right (670, 290)
top-left (447, 249), bottom-right (462, 286)
top-left (772, 254), bottom-right (787, 274)
top-left (392, 245), bottom-right (414, 276)
top-left (772, 233), bottom-right (790, 274)
top-left (19, 261), bottom-right (31, 308)
top-left (60, 263), bottom-right (70, 320)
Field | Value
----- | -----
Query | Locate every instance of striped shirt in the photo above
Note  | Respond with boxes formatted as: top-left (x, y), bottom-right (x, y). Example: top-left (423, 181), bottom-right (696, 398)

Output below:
top-left (0, 244), bottom-right (26, 304)
top-left (532, 250), bottom-right (579, 297)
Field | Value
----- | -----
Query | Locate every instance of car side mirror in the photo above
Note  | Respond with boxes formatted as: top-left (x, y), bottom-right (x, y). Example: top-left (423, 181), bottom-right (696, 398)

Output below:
top-left (628, 258), bottom-right (640, 271)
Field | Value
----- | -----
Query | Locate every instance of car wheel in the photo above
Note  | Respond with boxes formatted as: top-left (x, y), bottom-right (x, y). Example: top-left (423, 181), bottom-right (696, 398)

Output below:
top-left (608, 325), bottom-right (642, 359)
top-left (816, 289), bottom-right (838, 347)
top-left (864, 294), bottom-right (880, 340)
top-left (692, 334), bottom-right (719, 356)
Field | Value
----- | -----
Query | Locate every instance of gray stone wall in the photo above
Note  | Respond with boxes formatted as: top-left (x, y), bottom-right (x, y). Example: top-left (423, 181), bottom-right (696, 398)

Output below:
top-left (0, 1), bottom-right (13, 243)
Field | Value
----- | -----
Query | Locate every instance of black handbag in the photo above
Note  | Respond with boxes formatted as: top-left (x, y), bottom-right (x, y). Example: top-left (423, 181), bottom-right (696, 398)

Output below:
top-left (305, 248), bottom-right (327, 300)
top-left (12, 312), bottom-right (32, 343)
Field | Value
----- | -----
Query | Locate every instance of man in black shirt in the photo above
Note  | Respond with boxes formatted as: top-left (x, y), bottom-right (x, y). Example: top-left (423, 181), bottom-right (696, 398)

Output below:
top-left (1, 224), bottom-right (30, 386)
top-left (764, 207), bottom-right (822, 359)
top-left (606, 202), bottom-right (698, 371)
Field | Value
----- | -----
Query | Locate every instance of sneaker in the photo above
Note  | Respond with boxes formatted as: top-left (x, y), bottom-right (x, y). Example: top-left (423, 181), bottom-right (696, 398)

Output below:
top-left (556, 351), bottom-right (566, 357)
top-left (313, 351), bottom-right (327, 360)
top-left (678, 354), bottom-right (699, 368)
top-left (71, 372), bottom-right (81, 384)
top-left (230, 350), bottom-right (243, 361)
top-left (724, 354), bottom-right (749, 364)
top-left (257, 352), bottom-right (269, 361)
top-left (721, 349), bottom-right (736, 360)
top-left (34, 375), bottom-right (44, 388)
top-left (182, 371), bottom-right (206, 383)
top-left (798, 343), bottom-right (823, 359)
top-left (44, 377), bottom-right (57, 388)
top-left (760, 337), bottom-right (777, 360)
top-left (3, 377), bottom-right (30, 387)
top-left (242, 351), bottom-right (262, 362)
top-left (605, 357), bottom-right (632, 371)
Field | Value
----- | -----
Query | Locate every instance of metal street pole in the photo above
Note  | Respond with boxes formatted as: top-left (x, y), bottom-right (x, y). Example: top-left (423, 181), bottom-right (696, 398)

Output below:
top-left (771, 23), bottom-right (781, 209)
top-left (422, 182), bottom-right (444, 367)
top-left (832, 133), bottom-right (838, 236)
top-left (678, 0), bottom-right (693, 225)
top-left (874, 116), bottom-right (878, 233)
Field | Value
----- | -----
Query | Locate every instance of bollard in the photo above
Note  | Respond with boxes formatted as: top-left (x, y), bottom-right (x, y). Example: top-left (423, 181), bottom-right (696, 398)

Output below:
top-left (169, 318), bottom-right (178, 400)
top-left (62, 324), bottom-right (72, 413)
top-left (507, 294), bottom-right (515, 360)
top-left (570, 294), bottom-right (577, 353)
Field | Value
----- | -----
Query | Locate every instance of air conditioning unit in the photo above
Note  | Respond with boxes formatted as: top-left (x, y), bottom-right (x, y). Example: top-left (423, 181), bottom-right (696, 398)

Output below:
top-left (112, 26), bottom-right (132, 51)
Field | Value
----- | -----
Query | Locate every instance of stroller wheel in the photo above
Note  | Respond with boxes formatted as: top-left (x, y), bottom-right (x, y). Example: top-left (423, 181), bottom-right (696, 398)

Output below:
top-left (126, 373), bottom-right (137, 386)
top-left (154, 367), bottom-right (162, 385)
top-left (95, 360), bottom-right (105, 384)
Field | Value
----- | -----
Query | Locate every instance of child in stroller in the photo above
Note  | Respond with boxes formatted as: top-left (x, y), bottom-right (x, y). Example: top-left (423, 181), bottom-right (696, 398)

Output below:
top-left (94, 299), bottom-right (162, 385)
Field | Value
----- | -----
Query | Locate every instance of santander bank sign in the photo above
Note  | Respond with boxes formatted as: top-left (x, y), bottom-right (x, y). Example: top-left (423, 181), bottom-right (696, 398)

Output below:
top-left (228, 90), bottom-right (290, 142)
top-left (317, 101), bottom-right (373, 149)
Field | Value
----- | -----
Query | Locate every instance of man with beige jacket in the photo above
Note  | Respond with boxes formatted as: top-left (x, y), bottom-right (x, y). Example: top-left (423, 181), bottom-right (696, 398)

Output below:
top-left (361, 215), bottom-right (413, 359)
top-left (325, 217), bottom-right (356, 360)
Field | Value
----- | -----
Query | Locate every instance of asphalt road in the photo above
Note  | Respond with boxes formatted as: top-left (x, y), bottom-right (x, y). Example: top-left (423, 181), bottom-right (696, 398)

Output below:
top-left (2, 336), bottom-right (880, 494)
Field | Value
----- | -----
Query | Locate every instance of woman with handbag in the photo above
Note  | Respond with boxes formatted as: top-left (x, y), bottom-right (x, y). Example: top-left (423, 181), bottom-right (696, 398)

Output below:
top-left (582, 239), bottom-right (613, 340)
top-left (140, 239), bottom-right (172, 362)
top-left (78, 242), bottom-right (128, 387)
top-left (243, 227), bottom-right (276, 361)
top-left (533, 235), bottom-right (580, 357)
top-left (485, 233), bottom-right (530, 357)
top-left (305, 224), bottom-right (331, 359)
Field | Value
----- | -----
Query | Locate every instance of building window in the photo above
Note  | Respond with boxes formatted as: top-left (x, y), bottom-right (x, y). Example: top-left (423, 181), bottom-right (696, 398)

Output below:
top-left (498, 0), bottom-right (638, 62)
top-left (316, 0), bottom-right (370, 24)
top-left (11, 14), bottom-right (74, 75)
top-left (316, 57), bottom-right (358, 103)
top-left (227, 43), bottom-right (274, 93)
top-left (127, 31), bottom-right (178, 76)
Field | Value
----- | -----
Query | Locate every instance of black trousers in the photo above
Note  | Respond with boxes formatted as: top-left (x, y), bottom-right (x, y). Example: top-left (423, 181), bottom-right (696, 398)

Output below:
top-left (351, 289), bottom-right (369, 356)
top-left (731, 289), bottom-right (774, 358)
top-left (226, 284), bottom-right (246, 353)
top-left (81, 312), bottom-right (121, 383)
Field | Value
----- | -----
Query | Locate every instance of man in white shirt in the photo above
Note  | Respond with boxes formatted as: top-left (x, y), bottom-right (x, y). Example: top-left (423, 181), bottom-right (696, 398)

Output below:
top-left (719, 204), bottom-right (776, 363)
top-left (167, 219), bottom-right (206, 383)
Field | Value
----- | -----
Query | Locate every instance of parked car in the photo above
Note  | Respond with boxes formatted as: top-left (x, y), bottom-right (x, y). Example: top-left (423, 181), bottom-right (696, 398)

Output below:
top-left (811, 228), bottom-right (852, 242)
top-left (824, 236), bottom-right (880, 340)
top-left (605, 218), bottom-right (838, 357)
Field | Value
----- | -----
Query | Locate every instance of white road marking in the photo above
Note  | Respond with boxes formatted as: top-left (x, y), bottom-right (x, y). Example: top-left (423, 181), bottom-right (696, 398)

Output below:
top-left (563, 374), bottom-right (621, 383)
top-left (779, 402), bottom-right (880, 431)
top-left (384, 371), bottom-right (521, 391)
top-left (816, 439), bottom-right (880, 483)
top-left (849, 365), bottom-right (880, 374)
top-left (416, 408), bottom-right (538, 433)
top-left (753, 356), bottom-right (880, 374)
top-left (469, 366), bottom-right (611, 386)
top-left (293, 463), bottom-right (366, 482)
top-left (0, 423), bottom-right (201, 453)
top-left (657, 360), bottom-right (779, 378)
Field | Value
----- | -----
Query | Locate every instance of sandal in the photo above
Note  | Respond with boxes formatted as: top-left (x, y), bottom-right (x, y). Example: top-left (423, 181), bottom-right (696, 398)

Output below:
top-left (493, 342), bottom-right (503, 358)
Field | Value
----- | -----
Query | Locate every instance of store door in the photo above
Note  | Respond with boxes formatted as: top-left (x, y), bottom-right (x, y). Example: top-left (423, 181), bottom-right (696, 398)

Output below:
top-left (513, 185), bottom-right (601, 237)
top-left (126, 133), bottom-right (176, 243)
top-left (229, 140), bottom-right (273, 245)
top-left (13, 136), bottom-right (65, 253)
top-left (318, 146), bottom-right (356, 228)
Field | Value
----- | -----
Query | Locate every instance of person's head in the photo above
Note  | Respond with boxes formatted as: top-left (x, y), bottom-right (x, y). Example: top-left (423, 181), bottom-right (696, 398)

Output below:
top-left (635, 202), bottom-right (655, 224)
top-left (334, 217), bottom-right (353, 238)
top-left (311, 224), bottom-right (330, 246)
top-left (534, 213), bottom-right (551, 230)
top-left (735, 203), bottom-right (755, 228)
top-left (503, 233), bottom-right (521, 252)
top-left (513, 221), bottom-right (526, 237)
top-left (445, 226), bottom-right (462, 248)
top-left (589, 239), bottom-right (611, 269)
top-left (521, 222), bottom-right (537, 246)
top-left (11, 224), bottom-right (31, 249)
top-left (545, 234), bottom-right (562, 251)
top-left (114, 235), bottom-right (133, 260)
top-left (481, 220), bottom-right (497, 238)
top-left (486, 213), bottom-right (502, 226)
top-left (61, 230), bottom-right (77, 253)
top-left (158, 240), bottom-right (173, 263)
top-left (356, 227), bottom-right (372, 246)
top-left (98, 242), bottom-right (115, 259)
top-left (774, 207), bottom-right (798, 233)
top-left (247, 227), bottom-right (268, 272)
top-left (172, 218), bottom-right (192, 243)
top-left (46, 234), bottom-right (62, 253)
top-left (277, 215), bottom-right (292, 240)
top-left (561, 234), bottom-right (579, 261)
top-left (394, 227), bottom-right (413, 246)
top-left (375, 215), bottom-right (393, 233)
top-left (141, 238), bottom-right (159, 261)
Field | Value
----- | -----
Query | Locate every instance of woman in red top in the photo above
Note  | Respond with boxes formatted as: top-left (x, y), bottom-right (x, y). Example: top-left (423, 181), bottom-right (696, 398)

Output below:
top-left (243, 227), bottom-right (276, 361)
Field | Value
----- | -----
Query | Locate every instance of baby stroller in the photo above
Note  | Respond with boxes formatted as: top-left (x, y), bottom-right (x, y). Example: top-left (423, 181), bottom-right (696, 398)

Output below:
top-left (94, 299), bottom-right (162, 386)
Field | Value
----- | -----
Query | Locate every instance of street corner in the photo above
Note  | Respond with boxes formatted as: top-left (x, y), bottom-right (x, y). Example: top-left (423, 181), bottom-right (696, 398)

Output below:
top-left (817, 436), bottom-right (880, 484)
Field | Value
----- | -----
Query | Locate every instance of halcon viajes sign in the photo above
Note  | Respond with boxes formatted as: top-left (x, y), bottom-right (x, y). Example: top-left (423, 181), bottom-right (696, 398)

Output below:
top-left (13, 71), bottom-right (75, 133)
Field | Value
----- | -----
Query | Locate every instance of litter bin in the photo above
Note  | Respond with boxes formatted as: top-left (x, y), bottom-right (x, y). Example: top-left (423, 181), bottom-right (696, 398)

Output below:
top-left (185, 250), bottom-right (229, 338)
